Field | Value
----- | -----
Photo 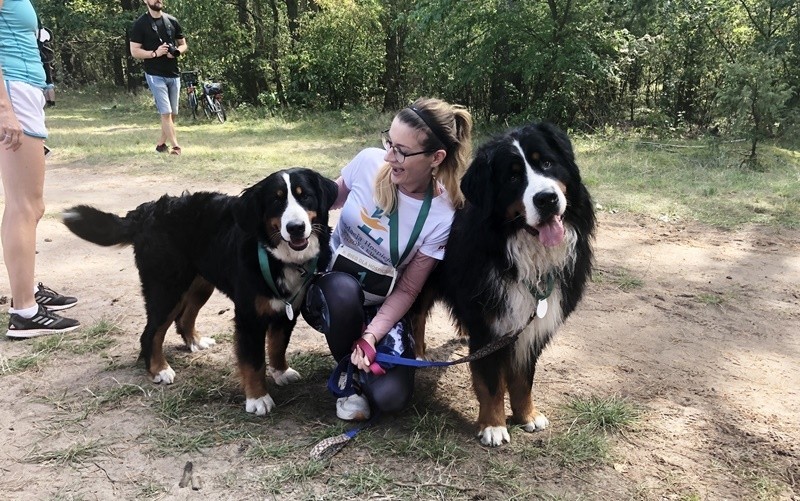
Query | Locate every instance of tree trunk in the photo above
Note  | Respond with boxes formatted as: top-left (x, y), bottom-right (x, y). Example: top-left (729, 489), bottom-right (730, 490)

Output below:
top-left (269, 0), bottom-right (287, 106)
top-left (120, 0), bottom-right (140, 91)
top-left (380, 0), bottom-right (407, 112)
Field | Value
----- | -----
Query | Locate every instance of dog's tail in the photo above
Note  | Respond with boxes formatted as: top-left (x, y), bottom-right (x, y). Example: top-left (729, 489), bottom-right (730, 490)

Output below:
top-left (62, 205), bottom-right (134, 247)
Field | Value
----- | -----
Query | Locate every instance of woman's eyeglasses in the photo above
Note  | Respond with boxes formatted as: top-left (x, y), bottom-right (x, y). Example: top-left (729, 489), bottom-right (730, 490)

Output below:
top-left (380, 129), bottom-right (435, 164)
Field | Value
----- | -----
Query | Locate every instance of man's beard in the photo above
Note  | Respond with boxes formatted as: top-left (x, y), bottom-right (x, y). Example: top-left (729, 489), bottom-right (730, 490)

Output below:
top-left (148, 2), bottom-right (163, 11)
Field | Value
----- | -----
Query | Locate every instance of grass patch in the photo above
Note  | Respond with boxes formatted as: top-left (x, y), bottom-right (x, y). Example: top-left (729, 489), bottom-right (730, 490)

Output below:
top-left (370, 409), bottom-right (467, 464)
top-left (24, 439), bottom-right (105, 465)
top-left (66, 318), bottom-right (122, 355)
top-left (549, 426), bottom-right (610, 466)
top-left (150, 385), bottom-right (224, 423)
top-left (579, 134), bottom-right (800, 229)
top-left (259, 460), bottom-right (327, 494)
top-left (334, 465), bottom-right (392, 495)
top-left (593, 267), bottom-right (644, 292)
top-left (147, 427), bottom-right (219, 456)
top-left (515, 395), bottom-right (638, 468)
top-left (47, 92), bottom-right (799, 231)
top-left (694, 292), bottom-right (731, 306)
top-left (0, 352), bottom-right (46, 375)
top-left (563, 394), bottom-right (639, 433)
top-left (85, 381), bottom-right (147, 409)
top-left (286, 352), bottom-right (334, 379)
top-left (245, 436), bottom-right (299, 460)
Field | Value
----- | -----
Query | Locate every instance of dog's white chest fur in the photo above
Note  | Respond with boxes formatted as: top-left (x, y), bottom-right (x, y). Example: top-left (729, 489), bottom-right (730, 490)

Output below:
top-left (489, 227), bottom-right (578, 368)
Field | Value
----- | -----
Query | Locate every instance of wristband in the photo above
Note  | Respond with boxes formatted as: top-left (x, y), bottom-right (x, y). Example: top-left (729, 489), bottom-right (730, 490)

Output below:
top-left (151, 50), bottom-right (157, 58)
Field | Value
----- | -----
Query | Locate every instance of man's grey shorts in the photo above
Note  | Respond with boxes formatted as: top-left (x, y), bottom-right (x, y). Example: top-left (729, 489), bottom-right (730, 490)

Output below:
top-left (145, 73), bottom-right (180, 115)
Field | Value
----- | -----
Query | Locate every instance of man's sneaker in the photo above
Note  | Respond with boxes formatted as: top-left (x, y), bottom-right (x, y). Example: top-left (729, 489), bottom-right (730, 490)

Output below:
top-left (335, 372), bottom-right (371, 421)
top-left (6, 305), bottom-right (80, 338)
top-left (34, 282), bottom-right (78, 311)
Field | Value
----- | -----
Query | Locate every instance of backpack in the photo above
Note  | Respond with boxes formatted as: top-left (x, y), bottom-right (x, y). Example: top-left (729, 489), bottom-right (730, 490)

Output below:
top-left (36, 17), bottom-right (55, 106)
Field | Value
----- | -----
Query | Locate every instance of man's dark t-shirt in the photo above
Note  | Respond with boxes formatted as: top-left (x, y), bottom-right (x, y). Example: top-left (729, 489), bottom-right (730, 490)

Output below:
top-left (130, 13), bottom-right (184, 78)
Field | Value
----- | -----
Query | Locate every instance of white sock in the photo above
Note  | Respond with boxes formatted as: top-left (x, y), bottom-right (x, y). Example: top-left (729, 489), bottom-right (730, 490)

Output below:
top-left (10, 304), bottom-right (39, 319)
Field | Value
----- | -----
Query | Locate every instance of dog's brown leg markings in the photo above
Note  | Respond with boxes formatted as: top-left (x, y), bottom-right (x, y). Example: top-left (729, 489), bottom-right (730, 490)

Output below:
top-left (148, 299), bottom-right (186, 384)
top-left (266, 324), bottom-right (301, 386)
top-left (410, 289), bottom-right (436, 359)
top-left (240, 360), bottom-right (274, 415)
top-left (175, 276), bottom-right (216, 351)
top-left (507, 369), bottom-right (547, 432)
top-left (472, 367), bottom-right (510, 446)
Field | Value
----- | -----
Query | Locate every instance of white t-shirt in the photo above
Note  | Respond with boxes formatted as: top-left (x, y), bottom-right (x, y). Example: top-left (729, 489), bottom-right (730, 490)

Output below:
top-left (330, 148), bottom-right (455, 273)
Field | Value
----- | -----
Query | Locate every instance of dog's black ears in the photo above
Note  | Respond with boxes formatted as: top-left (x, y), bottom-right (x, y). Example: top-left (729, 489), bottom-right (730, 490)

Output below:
top-left (538, 122), bottom-right (576, 164)
top-left (233, 183), bottom-right (262, 234)
top-left (461, 148), bottom-right (495, 220)
top-left (316, 173), bottom-right (339, 213)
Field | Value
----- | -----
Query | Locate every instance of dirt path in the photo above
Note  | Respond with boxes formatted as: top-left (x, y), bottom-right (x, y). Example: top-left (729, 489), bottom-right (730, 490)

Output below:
top-left (1, 162), bottom-right (798, 499)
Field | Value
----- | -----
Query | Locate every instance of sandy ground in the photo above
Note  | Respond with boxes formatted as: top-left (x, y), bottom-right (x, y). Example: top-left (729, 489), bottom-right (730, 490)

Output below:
top-left (0, 161), bottom-right (798, 500)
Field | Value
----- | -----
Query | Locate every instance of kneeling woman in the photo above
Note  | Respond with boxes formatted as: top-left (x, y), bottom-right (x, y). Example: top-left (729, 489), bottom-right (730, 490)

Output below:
top-left (304, 97), bottom-right (473, 420)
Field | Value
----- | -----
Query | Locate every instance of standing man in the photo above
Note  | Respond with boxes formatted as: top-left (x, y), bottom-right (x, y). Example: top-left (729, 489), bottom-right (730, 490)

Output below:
top-left (129, 0), bottom-right (187, 155)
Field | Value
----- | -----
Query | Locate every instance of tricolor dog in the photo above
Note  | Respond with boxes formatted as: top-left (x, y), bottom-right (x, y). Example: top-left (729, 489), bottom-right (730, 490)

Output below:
top-left (413, 122), bottom-right (595, 446)
top-left (63, 168), bottom-right (337, 415)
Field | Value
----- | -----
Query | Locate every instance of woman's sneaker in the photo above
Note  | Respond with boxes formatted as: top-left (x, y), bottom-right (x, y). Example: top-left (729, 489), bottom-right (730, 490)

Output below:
top-left (6, 305), bottom-right (80, 338)
top-left (34, 282), bottom-right (78, 311)
top-left (335, 372), bottom-right (371, 421)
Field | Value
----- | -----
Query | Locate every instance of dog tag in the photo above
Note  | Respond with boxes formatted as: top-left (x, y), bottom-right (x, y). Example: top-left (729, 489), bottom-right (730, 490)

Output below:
top-left (536, 299), bottom-right (548, 318)
top-left (284, 302), bottom-right (294, 321)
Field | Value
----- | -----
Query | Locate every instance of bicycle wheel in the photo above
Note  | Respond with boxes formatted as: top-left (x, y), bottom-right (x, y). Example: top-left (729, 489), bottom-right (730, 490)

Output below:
top-left (203, 96), bottom-right (212, 119)
top-left (215, 101), bottom-right (226, 123)
top-left (188, 93), bottom-right (198, 120)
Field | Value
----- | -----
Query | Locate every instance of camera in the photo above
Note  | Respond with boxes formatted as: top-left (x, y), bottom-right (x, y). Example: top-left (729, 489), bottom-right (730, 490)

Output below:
top-left (167, 43), bottom-right (180, 58)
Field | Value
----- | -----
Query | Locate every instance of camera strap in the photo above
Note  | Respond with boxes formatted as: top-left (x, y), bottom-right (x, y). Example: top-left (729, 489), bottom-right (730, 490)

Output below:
top-left (149, 14), bottom-right (175, 44)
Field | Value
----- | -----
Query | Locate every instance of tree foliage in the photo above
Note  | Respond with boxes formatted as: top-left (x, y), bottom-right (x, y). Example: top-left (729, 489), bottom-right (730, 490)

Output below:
top-left (36, 0), bottom-right (798, 153)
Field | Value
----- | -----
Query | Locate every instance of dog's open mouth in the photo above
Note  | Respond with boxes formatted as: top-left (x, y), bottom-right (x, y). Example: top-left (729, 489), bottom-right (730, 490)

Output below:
top-left (525, 215), bottom-right (565, 247)
top-left (287, 237), bottom-right (309, 251)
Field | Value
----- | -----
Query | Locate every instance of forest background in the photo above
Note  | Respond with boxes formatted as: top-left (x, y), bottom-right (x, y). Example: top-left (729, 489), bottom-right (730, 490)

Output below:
top-left (36, 0), bottom-right (799, 164)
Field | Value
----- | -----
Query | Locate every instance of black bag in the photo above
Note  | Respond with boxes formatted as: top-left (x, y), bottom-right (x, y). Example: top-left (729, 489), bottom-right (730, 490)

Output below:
top-left (37, 18), bottom-right (55, 106)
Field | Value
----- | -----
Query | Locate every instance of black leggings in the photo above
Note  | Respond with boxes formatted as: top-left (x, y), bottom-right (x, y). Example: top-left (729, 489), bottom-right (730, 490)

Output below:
top-left (304, 272), bottom-right (416, 413)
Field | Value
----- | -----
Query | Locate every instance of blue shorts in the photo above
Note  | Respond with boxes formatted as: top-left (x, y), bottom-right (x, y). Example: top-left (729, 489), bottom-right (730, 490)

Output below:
top-left (4, 80), bottom-right (47, 139)
top-left (145, 74), bottom-right (180, 115)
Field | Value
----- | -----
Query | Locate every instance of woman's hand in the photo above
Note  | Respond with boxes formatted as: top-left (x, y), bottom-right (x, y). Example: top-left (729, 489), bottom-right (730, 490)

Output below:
top-left (351, 332), bottom-right (378, 372)
top-left (0, 100), bottom-right (23, 152)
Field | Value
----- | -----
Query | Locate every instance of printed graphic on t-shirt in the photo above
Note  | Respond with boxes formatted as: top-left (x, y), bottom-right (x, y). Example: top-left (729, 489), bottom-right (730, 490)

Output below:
top-left (358, 207), bottom-right (388, 246)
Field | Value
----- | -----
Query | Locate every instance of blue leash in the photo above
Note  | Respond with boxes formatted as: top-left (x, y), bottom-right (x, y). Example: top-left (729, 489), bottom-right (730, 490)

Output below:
top-left (312, 329), bottom-right (526, 461)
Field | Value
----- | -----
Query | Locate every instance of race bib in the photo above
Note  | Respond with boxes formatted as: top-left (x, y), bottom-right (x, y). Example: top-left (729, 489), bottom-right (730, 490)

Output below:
top-left (330, 245), bottom-right (397, 306)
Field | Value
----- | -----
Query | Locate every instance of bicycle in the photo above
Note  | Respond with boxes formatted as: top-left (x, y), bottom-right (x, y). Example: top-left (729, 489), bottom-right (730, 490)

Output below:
top-left (200, 81), bottom-right (226, 123)
top-left (181, 70), bottom-right (200, 120)
top-left (180, 70), bottom-right (226, 123)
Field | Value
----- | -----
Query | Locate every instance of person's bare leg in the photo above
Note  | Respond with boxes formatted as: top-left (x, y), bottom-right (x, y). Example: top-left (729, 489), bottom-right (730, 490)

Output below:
top-left (0, 134), bottom-right (45, 310)
top-left (161, 113), bottom-right (179, 149)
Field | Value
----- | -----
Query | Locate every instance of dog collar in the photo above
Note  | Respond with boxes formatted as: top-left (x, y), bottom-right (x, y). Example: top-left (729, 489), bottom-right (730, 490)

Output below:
top-left (525, 272), bottom-right (555, 319)
top-left (257, 242), bottom-right (317, 320)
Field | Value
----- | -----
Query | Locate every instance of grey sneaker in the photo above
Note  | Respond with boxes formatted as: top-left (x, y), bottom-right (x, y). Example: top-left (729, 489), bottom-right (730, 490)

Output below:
top-left (34, 282), bottom-right (78, 311)
top-left (6, 304), bottom-right (80, 338)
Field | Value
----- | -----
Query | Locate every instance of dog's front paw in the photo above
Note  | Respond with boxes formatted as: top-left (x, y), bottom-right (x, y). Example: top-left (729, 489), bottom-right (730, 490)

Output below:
top-left (152, 367), bottom-right (175, 384)
top-left (269, 367), bottom-right (301, 386)
top-left (522, 413), bottom-right (549, 433)
top-left (245, 394), bottom-right (276, 416)
top-left (478, 426), bottom-right (510, 447)
top-left (189, 336), bottom-right (216, 352)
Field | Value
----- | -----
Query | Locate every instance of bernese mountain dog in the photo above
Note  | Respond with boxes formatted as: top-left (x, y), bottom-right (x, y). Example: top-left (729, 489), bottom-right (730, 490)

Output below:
top-left (62, 168), bottom-right (338, 416)
top-left (413, 122), bottom-right (595, 446)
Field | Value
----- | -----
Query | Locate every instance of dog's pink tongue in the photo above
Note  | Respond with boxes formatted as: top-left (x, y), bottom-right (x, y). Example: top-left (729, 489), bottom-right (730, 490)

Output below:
top-left (537, 217), bottom-right (565, 247)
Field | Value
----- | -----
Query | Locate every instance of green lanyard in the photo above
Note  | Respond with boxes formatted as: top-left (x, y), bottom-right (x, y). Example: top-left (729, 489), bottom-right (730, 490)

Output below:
top-left (257, 243), bottom-right (317, 320)
top-left (389, 182), bottom-right (433, 267)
